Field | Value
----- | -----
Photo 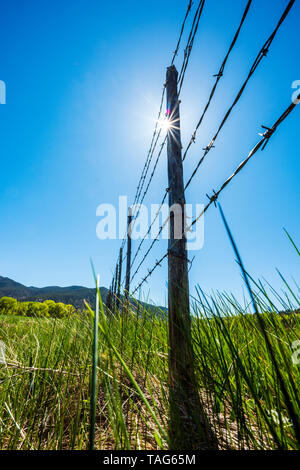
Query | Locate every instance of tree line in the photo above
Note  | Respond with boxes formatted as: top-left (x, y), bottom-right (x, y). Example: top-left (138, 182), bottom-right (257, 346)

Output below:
top-left (0, 297), bottom-right (77, 318)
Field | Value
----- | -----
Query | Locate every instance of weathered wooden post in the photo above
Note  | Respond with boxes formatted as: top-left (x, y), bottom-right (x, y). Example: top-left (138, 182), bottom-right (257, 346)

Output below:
top-left (106, 284), bottom-right (112, 312)
top-left (125, 208), bottom-right (133, 300)
top-left (113, 263), bottom-right (118, 312)
top-left (166, 65), bottom-right (216, 450)
top-left (116, 247), bottom-right (123, 309)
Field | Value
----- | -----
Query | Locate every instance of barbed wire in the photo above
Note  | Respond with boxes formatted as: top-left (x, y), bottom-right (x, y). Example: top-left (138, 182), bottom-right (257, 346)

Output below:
top-left (182, 0), bottom-right (252, 162)
top-left (132, 252), bottom-right (168, 296)
top-left (130, 186), bottom-right (169, 271)
top-left (121, 1), bottom-right (206, 280)
top-left (171, 1), bottom-right (193, 66)
top-left (132, 135), bottom-right (168, 225)
top-left (188, 93), bottom-right (299, 227)
top-left (131, 0), bottom-right (205, 221)
top-left (132, 93), bottom-right (299, 295)
top-left (131, 0), bottom-right (196, 217)
top-left (178, 0), bottom-right (206, 95)
top-left (132, 126), bottom-right (163, 216)
top-left (130, 204), bottom-right (170, 285)
top-left (128, 95), bottom-right (194, 277)
top-left (121, 0), bottom-right (296, 297)
top-left (116, 0), bottom-right (196, 265)
top-left (184, 0), bottom-right (295, 190)
top-left (128, 0), bottom-right (251, 277)
top-left (128, 98), bottom-right (194, 279)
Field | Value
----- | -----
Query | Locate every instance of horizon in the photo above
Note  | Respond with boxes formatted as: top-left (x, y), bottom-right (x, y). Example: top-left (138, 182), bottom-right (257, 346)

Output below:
top-left (0, 0), bottom-right (299, 307)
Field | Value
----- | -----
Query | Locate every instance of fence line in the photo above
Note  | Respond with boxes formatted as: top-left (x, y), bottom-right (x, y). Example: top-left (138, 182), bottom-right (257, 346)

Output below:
top-left (129, 0), bottom-right (253, 273)
top-left (130, 0), bottom-right (206, 226)
top-left (115, 1), bottom-right (195, 256)
top-left (118, 0), bottom-right (207, 285)
top-left (108, 0), bottom-right (297, 304)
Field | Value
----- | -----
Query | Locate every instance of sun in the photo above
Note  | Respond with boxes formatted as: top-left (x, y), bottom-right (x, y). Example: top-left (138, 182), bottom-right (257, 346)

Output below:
top-left (158, 116), bottom-right (172, 132)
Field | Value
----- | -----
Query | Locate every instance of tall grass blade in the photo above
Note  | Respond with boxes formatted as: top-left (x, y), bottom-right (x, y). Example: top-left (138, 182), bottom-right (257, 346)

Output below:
top-left (218, 203), bottom-right (300, 447)
top-left (89, 274), bottom-right (99, 450)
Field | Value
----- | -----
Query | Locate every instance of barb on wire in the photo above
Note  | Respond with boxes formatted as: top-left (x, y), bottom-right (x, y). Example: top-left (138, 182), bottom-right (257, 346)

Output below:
top-left (132, 252), bottom-right (168, 296)
top-left (184, 0), bottom-right (295, 190)
top-left (182, 0), bottom-right (252, 161)
top-left (130, 189), bottom-right (169, 270)
top-left (130, 209), bottom-right (170, 285)
top-left (171, 1), bottom-right (193, 65)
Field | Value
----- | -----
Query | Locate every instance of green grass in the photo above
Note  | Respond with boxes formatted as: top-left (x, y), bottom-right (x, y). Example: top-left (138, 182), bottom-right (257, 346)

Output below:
top-left (0, 282), bottom-right (299, 450)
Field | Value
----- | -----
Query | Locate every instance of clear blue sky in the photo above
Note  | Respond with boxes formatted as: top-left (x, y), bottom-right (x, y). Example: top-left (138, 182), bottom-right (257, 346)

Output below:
top-left (0, 0), bottom-right (299, 306)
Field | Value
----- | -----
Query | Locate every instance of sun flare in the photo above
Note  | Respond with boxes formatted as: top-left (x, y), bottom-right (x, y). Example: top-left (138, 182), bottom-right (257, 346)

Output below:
top-left (158, 117), bottom-right (172, 132)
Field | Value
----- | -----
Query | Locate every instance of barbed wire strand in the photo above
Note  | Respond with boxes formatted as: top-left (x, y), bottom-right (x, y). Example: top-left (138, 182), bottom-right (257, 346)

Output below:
top-left (130, 206), bottom-right (170, 285)
top-left (188, 94), bottom-right (299, 228)
top-left (128, 97), bottom-right (191, 276)
top-left (171, 1), bottom-right (193, 66)
top-left (124, 0), bottom-right (295, 292)
top-left (125, 0), bottom-right (292, 277)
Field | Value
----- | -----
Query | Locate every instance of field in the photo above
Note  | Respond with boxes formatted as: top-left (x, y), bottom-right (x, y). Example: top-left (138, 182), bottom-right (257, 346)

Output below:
top-left (0, 284), bottom-right (299, 450)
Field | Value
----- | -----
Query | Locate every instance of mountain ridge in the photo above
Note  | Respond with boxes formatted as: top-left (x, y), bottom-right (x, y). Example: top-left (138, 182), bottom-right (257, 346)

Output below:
top-left (0, 276), bottom-right (167, 314)
top-left (0, 275), bottom-right (107, 309)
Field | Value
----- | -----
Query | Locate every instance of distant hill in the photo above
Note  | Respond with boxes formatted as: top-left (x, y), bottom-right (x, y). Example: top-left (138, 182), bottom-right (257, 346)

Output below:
top-left (0, 276), bottom-right (107, 309)
top-left (0, 276), bottom-right (167, 315)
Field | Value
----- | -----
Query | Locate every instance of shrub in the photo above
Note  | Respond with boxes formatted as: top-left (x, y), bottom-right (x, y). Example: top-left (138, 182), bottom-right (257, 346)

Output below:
top-left (0, 297), bottom-right (77, 318)
top-left (0, 297), bottom-right (18, 315)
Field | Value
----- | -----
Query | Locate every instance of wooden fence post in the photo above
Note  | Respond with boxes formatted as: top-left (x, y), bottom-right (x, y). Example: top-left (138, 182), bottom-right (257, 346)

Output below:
top-left (113, 263), bottom-right (118, 312)
top-left (117, 247), bottom-right (123, 309)
top-left (106, 284), bottom-right (112, 312)
top-left (166, 65), bottom-right (216, 450)
top-left (125, 208), bottom-right (133, 300)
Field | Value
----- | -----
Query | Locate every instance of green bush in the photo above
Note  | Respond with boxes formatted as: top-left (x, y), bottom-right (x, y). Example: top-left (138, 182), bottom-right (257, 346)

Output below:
top-left (0, 297), bottom-right (77, 318)
top-left (0, 297), bottom-right (18, 316)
